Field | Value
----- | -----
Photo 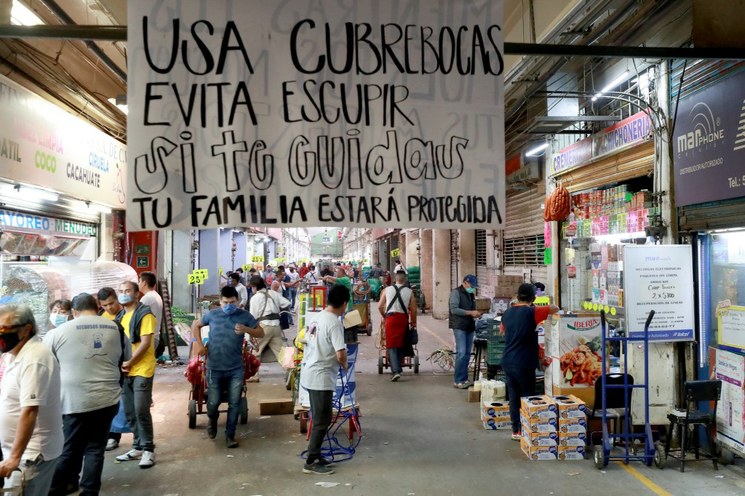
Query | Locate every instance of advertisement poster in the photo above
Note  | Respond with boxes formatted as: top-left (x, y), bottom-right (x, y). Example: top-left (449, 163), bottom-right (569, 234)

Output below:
top-left (673, 69), bottom-right (745, 206)
top-left (715, 348), bottom-right (745, 457)
top-left (623, 245), bottom-right (695, 341)
top-left (718, 305), bottom-right (745, 352)
top-left (127, 0), bottom-right (505, 231)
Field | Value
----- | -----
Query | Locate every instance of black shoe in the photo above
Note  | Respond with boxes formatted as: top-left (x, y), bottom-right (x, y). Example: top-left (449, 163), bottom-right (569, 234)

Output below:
top-left (226, 436), bottom-right (239, 448)
top-left (207, 421), bottom-right (217, 439)
top-left (65, 482), bottom-right (80, 495)
top-left (317, 457), bottom-right (333, 467)
top-left (303, 460), bottom-right (334, 475)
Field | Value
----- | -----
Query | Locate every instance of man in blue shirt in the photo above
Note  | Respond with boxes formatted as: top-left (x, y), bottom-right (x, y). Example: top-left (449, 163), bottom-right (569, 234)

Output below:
top-left (191, 286), bottom-right (263, 448)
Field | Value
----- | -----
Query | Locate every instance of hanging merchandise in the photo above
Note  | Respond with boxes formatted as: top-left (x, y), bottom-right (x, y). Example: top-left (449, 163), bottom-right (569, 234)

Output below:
top-left (544, 184), bottom-right (571, 222)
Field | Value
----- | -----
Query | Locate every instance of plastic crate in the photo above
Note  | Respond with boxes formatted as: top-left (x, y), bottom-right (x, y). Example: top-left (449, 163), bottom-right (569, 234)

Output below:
top-left (487, 341), bottom-right (506, 365)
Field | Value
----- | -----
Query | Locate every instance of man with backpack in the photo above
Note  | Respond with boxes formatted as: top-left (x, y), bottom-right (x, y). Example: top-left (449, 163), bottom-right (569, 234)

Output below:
top-left (378, 271), bottom-right (417, 382)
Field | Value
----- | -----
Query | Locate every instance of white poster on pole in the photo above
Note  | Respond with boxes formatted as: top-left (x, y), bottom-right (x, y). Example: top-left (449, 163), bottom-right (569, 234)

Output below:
top-left (715, 348), bottom-right (745, 457)
top-left (623, 244), bottom-right (695, 341)
top-left (126, 0), bottom-right (505, 231)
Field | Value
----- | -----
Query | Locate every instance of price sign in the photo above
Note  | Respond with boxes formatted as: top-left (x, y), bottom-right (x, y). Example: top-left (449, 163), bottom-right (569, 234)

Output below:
top-left (196, 269), bottom-right (208, 279)
top-left (390, 248), bottom-right (401, 257)
top-left (251, 255), bottom-right (264, 263)
top-left (624, 245), bottom-right (694, 341)
top-left (218, 267), bottom-right (224, 278)
top-left (187, 272), bottom-right (205, 285)
top-left (242, 264), bottom-right (251, 271)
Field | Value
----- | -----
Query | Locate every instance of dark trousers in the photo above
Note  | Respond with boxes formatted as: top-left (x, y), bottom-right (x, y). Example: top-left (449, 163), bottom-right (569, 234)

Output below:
top-left (206, 367), bottom-right (244, 438)
top-left (121, 376), bottom-right (155, 451)
top-left (503, 365), bottom-right (536, 434)
top-left (50, 403), bottom-right (119, 496)
top-left (306, 389), bottom-right (334, 463)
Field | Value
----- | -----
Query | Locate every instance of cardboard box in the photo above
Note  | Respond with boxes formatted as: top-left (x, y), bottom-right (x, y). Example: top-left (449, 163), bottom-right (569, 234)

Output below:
top-left (520, 411), bottom-right (558, 432)
top-left (554, 395), bottom-right (588, 419)
top-left (467, 387), bottom-right (481, 403)
top-left (494, 285), bottom-right (520, 297)
top-left (520, 395), bottom-right (557, 418)
top-left (522, 429), bottom-right (559, 447)
top-left (521, 438), bottom-right (558, 460)
top-left (482, 417), bottom-right (512, 430)
top-left (558, 416), bottom-right (588, 434)
top-left (557, 446), bottom-right (587, 460)
top-left (558, 431), bottom-right (587, 447)
top-left (496, 275), bottom-right (524, 286)
top-left (476, 298), bottom-right (492, 311)
top-left (258, 398), bottom-right (294, 415)
top-left (482, 401), bottom-right (510, 418)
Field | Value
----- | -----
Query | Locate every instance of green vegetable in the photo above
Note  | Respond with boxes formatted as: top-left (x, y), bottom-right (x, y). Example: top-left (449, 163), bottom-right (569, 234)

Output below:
top-left (565, 369), bottom-right (573, 381)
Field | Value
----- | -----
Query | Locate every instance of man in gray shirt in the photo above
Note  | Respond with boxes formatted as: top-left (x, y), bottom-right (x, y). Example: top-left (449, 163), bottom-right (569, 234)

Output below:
top-left (44, 293), bottom-right (124, 496)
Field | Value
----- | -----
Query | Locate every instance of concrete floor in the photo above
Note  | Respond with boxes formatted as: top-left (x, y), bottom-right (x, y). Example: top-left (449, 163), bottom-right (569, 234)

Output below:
top-left (99, 310), bottom-right (745, 496)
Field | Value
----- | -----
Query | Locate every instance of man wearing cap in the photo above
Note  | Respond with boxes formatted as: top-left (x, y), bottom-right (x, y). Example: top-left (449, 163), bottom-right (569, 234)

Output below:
top-left (448, 274), bottom-right (483, 389)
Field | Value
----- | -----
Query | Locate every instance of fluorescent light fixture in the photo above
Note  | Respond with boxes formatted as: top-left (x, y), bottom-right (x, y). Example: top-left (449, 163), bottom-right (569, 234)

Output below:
top-left (0, 183), bottom-right (58, 202)
top-left (11, 1), bottom-right (44, 26)
top-left (592, 70), bottom-right (630, 102)
top-left (592, 231), bottom-right (647, 244)
top-left (107, 97), bottom-right (128, 115)
top-left (525, 142), bottom-right (549, 157)
top-left (88, 202), bottom-right (113, 214)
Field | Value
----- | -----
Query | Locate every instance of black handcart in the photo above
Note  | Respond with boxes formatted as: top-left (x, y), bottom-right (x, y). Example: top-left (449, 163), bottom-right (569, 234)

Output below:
top-left (593, 309), bottom-right (664, 469)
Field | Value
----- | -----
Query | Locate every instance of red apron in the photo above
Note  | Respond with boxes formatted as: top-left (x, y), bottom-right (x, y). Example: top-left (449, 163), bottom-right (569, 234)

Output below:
top-left (385, 312), bottom-right (408, 349)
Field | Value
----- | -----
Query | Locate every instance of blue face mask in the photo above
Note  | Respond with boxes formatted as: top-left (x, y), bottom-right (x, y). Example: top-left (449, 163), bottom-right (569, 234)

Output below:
top-left (466, 287), bottom-right (476, 294)
top-left (49, 313), bottom-right (68, 327)
top-left (118, 293), bottom-right (133, 305)
top-left (223, 303), bottom-right (238, 315)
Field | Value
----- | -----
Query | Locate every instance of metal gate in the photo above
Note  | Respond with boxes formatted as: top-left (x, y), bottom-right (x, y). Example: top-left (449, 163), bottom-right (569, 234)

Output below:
top-left (450, 229), bottom-right (459, 290)
top-left (475, 229), bottom-right (489, 293)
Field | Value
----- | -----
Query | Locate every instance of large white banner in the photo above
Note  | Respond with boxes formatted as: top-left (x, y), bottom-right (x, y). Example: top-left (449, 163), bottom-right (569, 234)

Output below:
top-left (126, 0), bottom-right (504, 231)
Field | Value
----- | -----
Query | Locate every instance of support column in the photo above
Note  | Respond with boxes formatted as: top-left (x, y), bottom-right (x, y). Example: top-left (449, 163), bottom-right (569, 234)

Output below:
top-left (420, 229), bottom-right (433, 312)
top-left (432, 229), bottom-right (451, 320)
top-left (405, 230), bottom-right (420, 269)
top-left (199, 229), bottom-right (221, 296)
top-left (458, 229), bottom-right (476, 279)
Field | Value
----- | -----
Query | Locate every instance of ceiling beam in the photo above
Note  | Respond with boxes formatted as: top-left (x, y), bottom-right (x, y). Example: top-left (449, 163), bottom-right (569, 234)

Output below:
top-left (1, 26), bottom-right (744, 60)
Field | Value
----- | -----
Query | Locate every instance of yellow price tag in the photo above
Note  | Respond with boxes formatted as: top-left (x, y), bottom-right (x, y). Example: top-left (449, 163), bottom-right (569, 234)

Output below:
top-left (242, 264), bottom-right (251, 271)
top-left (188, 272), bottom-right (204, 285)
top-left (196, 269), bottom-right (208, 279)
top-left (390, 248), bottom-right (401, 257)
top-left (251, 255), bottom-right (264, 263)
top-left (610, 307), bottom-right (617, 316)
top-left (592, 303), bottom-right (599, 311)
top-left (218, 267), bottom-right (224, 278)
top-left (604, 306), bottom-right (610, 313)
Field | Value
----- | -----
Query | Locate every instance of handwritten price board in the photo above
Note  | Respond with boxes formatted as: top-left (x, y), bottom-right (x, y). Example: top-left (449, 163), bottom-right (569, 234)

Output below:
top-left (718, 305), bottom-right (745, 352)
top-left (188, 269), bottom-right (209, 285)
top-left (623, 245), bottom-right (694, 341)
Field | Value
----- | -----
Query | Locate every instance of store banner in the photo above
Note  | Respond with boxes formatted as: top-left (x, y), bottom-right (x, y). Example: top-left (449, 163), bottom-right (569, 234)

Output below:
top-left (623, 245), bottom-right (695, 342)
top-left (0, 76), bottom-right (127, 208)
top-left (674, 69), bottom-right (745, 206)
top-left (126, 0), bottom-right (505, 231)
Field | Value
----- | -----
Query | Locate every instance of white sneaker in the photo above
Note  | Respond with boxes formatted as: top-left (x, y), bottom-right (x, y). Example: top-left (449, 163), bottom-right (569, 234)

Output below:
top-left (139, 451), bottom-right (155, 469)
top-left (105, 438), bottom-right (119, 451)
top-left (116, 449), bottom-right (142, 462)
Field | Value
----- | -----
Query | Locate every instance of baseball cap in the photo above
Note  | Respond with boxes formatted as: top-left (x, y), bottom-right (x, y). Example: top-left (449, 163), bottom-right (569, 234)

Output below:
top-left (518, 283), bottom-right (536, 301)
top-left (463, 274), bottom-right (478, 288)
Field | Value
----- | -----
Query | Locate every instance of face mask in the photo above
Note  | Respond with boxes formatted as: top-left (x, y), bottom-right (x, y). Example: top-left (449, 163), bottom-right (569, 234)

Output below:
top-left (0, 332), bottom-right (22, 353)
top-left (466, 287), bottom-right (476, 294)
top-left (49, 313), bottom-right (68, 327)
top-left (222, 304), bottom-right (238, 315)
top-left (118, 293), bottom-right (133, 305)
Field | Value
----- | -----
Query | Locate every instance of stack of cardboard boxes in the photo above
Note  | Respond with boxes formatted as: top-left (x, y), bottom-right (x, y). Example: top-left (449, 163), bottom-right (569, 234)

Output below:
top-left (494, 275), bottom-right (523, 298)
top-left (481, 400), bottom-right (511, 430)
top-left (518, 395), bottom-right (588, 460)
top-left (555, 395), bottom-right (588, 460)
top-left (520, 395), bottom-right (559, 460)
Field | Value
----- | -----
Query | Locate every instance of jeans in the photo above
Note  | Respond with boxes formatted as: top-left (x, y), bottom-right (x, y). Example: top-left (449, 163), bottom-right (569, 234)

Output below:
top-left (388, 347), bottom-right (403, 374)
top-left (50, 403), bottom-right (118, 496)
top-left (206, 367), bottom-right (244, 437)
top-left (503, 365), bottom-right (536, 433)
top-left (288, 287), bottom-right (297, 310)
top-left (453, 328), bottom-right (475, 384)
top-left (4, 455), bottom-right (58, 496)
top-left (121, 376), bottom-right (155, 452)
top-left (306, 389), bottom-right (333, 464)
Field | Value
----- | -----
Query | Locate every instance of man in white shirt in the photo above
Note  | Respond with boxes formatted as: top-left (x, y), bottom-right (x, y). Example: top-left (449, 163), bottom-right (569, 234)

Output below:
top-left (300, 284), bottom-right (349, 475)
top-left (44, 293), bottom-right (123, 496)
top-left (138, 271), bottom-right (163, 353)
top-left (229, 273), bottom-right (249, 309)
top-left (378, 271), bottom-right (417, 382)
top-left (393, 259), bottom-right (407, 274)
top-left (0, 304), bottom-right (63, 496)
top-left (248, 275), bottom-right (291, 373)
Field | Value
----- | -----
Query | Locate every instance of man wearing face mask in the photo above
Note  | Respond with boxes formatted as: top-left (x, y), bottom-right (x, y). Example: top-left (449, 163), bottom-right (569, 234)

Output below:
top-left (448, 274), bottom-right (483, 389)
top-left (191, 286), bottom-right (263, 448)
top-left (0, 304), bottom-right (63, 495)
top-left (113, 281), bottom-right (157, 469)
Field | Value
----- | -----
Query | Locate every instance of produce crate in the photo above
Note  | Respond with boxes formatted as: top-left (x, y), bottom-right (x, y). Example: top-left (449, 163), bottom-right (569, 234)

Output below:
top-left (486, 319), bottom-right (506, 365)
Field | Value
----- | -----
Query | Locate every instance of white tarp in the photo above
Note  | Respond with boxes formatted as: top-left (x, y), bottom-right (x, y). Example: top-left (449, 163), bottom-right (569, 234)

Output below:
top-left (126, 0), bottom-right (504, 231)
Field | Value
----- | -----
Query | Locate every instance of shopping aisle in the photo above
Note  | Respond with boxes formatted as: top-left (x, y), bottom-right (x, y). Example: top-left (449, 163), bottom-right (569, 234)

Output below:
top-left (99, 311), bottom-right (745, 496)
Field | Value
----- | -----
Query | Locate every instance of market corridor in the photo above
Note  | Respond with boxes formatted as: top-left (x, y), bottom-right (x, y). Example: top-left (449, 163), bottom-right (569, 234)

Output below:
top-left (99, 311), bottom-right (745, 496)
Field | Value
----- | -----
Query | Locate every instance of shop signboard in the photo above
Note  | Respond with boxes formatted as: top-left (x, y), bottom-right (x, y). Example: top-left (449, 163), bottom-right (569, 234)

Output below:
top-left (623, 245), bottom-right (695, 341)
top-left (673, 69), bottom-right (745, 206)
top-left (552, 137), bottom-right (592, 175)
top-left (126, 0), bottom-right (506, 231)
top-left (715, 348), bottom-right (745, 457)
top-left (0, 75), bottom-right (126, 208)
